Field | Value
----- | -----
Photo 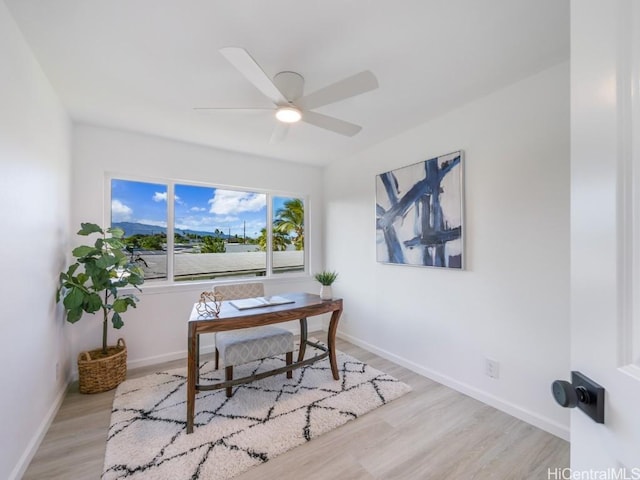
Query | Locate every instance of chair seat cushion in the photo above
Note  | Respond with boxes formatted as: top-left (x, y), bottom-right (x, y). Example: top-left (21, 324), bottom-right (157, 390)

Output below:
top-left (217, 326), bottom-right (293, 367)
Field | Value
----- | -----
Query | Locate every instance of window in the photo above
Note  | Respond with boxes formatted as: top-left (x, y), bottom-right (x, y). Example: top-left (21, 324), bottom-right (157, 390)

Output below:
top-left (109, 177), bottom-right (306, 283)
top-left (272, 196), bottom-right (304, 275)
top-left (111, 179), bottom-right (168, 280)
top-left (174, 184), bottom-right (267, 281)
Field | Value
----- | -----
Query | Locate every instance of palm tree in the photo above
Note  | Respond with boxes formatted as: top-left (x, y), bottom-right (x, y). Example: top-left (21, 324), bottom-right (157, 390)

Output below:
top-left (257, 228), bottom-right (290, 251)
top-left (274, 198), bottom-right (304, 250)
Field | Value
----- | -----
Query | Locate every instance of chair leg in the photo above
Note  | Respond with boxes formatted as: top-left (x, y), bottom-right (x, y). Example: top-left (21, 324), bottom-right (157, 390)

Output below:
top-left (215, 348), bottom-right (219, 370)
top-left (225, 365), bottom-right (233, 397)
top-left (286, 351), bottom-right (293, 379)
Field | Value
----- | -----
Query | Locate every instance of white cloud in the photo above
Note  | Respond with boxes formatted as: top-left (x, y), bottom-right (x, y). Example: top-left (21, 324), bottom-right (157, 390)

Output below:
top-left (153, 192), bottom-right (181, 203)
top-left (215, 215), bottom-right (240, 223)
top-left (111, 199), bottom-right (133, 222)
top-left (208, 190), bottom-right (266, 214)
top-left (175, 215), bottom-right (240, 232)
top-left (190, 206), bottom-right (207, 212)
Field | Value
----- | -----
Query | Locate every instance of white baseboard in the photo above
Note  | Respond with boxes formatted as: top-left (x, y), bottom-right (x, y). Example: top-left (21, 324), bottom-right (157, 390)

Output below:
top-left (337, 330), bottom-right (570, 442)
top-left (127, 345), bottom-right (217, 370)
top-left (9, 382), bottom-right (68, 480)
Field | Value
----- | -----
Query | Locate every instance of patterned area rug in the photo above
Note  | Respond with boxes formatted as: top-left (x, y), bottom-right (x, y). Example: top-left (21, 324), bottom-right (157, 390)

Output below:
top-left (102, 345), bottom-right (411, 479)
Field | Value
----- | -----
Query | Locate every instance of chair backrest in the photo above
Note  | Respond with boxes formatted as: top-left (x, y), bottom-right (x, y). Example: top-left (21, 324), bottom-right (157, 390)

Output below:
top-left (213, 282), bottom-right (264, 301)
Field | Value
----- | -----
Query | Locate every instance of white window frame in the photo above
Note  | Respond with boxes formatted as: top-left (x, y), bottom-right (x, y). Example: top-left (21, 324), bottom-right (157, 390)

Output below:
top-left (105, 173), bottom-right (309, 287)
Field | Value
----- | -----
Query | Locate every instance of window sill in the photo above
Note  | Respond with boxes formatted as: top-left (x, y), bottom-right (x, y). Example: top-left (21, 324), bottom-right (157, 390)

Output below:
top-left (119, 272), bottom-right (313, 296)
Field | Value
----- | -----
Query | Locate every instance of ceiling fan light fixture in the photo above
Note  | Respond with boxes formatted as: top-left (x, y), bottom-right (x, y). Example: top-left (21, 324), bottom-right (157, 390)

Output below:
top-left (275, 106), bottom-right (302, 123)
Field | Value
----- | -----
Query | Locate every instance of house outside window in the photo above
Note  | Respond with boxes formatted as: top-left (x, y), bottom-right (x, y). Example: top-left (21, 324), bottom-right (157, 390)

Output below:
top-left (109, 177), bottom-right (306, 283)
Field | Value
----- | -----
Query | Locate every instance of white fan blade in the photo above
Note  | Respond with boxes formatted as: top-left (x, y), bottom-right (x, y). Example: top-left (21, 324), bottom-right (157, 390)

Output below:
top-left (296, 71), bottom-right (378, 110)
top-left (193, 107), bottom-right (273, 112)
top-left (220, 47), bottom-right (288, 105)
top-left (302, 111), bottom-right (362, 136)
top-left (270, 123), bottom-right (290, 143)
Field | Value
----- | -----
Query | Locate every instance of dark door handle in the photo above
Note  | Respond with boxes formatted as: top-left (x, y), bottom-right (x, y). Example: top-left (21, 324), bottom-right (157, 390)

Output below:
top-left (551, 371), bottom-right (605, 424)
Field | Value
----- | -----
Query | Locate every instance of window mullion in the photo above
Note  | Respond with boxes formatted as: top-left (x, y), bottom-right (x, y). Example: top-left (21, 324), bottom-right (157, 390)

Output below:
top-left (166, 183), bottom-right (175, 282)
top-left (266, 193), bottom-right (273, 277)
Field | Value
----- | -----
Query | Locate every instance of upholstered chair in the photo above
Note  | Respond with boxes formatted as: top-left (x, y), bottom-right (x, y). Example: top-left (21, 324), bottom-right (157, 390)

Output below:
top-left (213, 283), bottom-right (294, 397)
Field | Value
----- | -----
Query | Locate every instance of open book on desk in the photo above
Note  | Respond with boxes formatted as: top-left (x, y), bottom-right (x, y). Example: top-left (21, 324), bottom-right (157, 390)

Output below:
top-left (229, 296), bottom-right (295, 311)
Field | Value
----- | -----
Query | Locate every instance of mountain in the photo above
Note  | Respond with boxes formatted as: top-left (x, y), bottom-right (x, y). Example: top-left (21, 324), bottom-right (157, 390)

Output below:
top-left (112, 222), bottom-right (231, 239)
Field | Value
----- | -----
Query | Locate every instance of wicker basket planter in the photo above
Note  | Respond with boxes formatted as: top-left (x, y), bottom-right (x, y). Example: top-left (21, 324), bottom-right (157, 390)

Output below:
top-left (78, 338), bottom-right (127, 394)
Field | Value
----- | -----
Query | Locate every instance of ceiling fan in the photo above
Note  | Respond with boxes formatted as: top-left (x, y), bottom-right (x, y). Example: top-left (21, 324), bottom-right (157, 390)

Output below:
top-left (195, 47), bottom-right (379, 142)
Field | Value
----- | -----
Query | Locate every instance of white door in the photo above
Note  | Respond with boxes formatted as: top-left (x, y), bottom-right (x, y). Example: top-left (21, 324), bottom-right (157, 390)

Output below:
top-left (571, 0), bottom-right (640, 470)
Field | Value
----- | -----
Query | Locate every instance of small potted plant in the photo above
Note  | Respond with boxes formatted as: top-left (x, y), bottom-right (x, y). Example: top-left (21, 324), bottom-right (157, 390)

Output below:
top-left (314, 271), bottom-right (338, 300)
top-left (57, 223), bottom-right (145, 393)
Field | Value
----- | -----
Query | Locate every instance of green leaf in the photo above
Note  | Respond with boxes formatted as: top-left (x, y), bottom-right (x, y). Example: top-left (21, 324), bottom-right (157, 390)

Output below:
top-left (112, 298), bottom-right (128, 313)
top-left (111, 312), bottom-right (124, 329)
top-left (90, 269), bottom-right (111, 290)
top-left (84, 293), bottom-right (103, 313)
top-left (63, 287), bottom-right (85, 310)
top-left (66, 307), bottom-right (83, 324)
top-left (107, 227), bottom-right (125, 239)
top-left (314, 270), bottom-right (338, 285)
top-left (131, 265), bottom-right (145, 276)
top-left (112, 238), bottom-right (125, 249)
top-left (123, 296), bottom-right (138, 308)
top-left (110, 279), bottom-right (127, 289)
top-left (67, 263), bottom-right (80, 276)
top-left (72, 245), bottom-right (97, 258)
top-left (95, 254), bottom-right (117, 269)
top-left (78, 223), bottom-right (103, 236)
top-left (83, 261), bottom-right (99, 277)
top-left (127, 273), bottom-right (144, 286)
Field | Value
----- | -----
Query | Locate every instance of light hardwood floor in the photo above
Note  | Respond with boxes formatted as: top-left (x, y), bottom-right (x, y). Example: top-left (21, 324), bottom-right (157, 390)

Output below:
top-left (24, 334), bottom-right (569, 479)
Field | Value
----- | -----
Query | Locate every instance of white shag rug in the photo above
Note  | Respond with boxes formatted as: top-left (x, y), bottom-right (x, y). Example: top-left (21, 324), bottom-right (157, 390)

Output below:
top-left (102, 345), bottom-right (411, 480)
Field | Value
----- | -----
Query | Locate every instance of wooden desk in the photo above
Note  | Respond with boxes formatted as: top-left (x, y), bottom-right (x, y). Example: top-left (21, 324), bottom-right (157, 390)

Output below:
top-left (186, 292), bottom-right (343, 434)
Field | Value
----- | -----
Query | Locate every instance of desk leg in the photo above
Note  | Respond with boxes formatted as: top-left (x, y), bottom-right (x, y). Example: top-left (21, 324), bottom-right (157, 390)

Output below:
top-left (327, 308), bottom-right (342, 380)
top-left (187, 325), bottom-right (197, 434)
top-left (195, 334), bottom-right (200, 383)
top-left (297, 317), bottom-right (308, 362)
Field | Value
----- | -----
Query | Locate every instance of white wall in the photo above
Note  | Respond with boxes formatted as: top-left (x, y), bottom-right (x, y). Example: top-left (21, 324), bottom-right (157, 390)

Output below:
top-left (0, 3), bottom-right (71, 479)
top-left (70, 124), bottom-right (326, 370)
top-left (325, 62), bottom-right (570, 438)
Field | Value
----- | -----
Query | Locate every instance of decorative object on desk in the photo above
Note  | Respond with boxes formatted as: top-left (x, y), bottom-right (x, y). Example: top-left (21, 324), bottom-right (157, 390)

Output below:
top-left (314, 270), bottom-right (338, 300)
top-left (376, 150), bottom-right (464, 269)
top-left (56, 222), bottom-right (145, 393)
top-left (196, 290), bottom-right (224, 317)
top-left (103, 342), bottom-right (411, 480)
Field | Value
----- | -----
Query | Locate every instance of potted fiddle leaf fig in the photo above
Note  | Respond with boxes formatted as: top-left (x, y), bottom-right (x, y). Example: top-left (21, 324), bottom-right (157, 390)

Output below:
top-left (314, 271), bottom-right (338, 300)
top-left (57, 222), bottom-right (145, 393)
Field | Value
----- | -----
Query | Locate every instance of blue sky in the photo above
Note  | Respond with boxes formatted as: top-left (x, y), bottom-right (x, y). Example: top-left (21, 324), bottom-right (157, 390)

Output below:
top-left (111, 179), bottom-right (296, 238)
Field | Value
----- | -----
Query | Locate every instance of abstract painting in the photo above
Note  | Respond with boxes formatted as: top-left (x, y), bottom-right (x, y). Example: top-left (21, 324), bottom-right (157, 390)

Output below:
top-left (376, 151), bottom-right (464, 269)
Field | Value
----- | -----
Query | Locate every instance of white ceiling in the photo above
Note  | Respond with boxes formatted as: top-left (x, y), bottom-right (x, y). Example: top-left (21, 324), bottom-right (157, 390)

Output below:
top-left (5, 0), bottom-right (569, 166)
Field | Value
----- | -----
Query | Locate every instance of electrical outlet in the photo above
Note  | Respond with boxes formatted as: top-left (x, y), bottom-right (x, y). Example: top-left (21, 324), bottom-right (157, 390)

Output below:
top-left (485, 358), bottom-right (499, 379)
